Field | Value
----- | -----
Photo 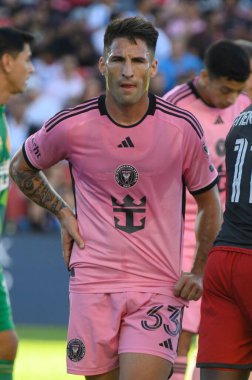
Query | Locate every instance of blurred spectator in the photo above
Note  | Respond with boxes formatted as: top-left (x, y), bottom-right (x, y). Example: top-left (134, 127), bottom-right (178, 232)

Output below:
top-left (45, 55), bottom-right (86, 108)
top-left (158, 35), bottom-right (203, 91)
top-left (164, 0), bottom-right (206, 39)
top-left (24, 76), bottom-right (62, 135)
top-left (81, 75), bottom-right (105, 101)
top-left (6, 96), bottom-right (29, 157)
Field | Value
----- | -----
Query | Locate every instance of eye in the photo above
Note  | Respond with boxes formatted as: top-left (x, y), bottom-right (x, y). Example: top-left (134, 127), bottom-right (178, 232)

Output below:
top-left (220, 88), bottom-right (231, 95)
top-left (133, 58), bottom-right (147, 63)
top-left (110, 56), bottom-right (124, 62)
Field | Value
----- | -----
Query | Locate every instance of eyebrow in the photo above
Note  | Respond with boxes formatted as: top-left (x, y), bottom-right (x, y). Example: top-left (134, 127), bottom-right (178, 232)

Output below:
top-left (110, 54), bottom-right (148, 61)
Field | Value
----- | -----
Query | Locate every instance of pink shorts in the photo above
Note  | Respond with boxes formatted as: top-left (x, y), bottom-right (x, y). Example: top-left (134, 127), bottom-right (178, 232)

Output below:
top-left (67, 291), bottom-right (184, 376)
top-left (182, 245), bottom-right (201, 334)
top-left (197, 247), bottom-right (252, 370)
top-left (182, 298), bottom-right (201, 334)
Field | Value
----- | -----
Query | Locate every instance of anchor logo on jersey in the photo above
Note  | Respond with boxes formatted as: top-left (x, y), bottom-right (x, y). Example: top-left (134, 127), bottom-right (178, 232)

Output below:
top-left (111, 195), bottom-right (146, 234)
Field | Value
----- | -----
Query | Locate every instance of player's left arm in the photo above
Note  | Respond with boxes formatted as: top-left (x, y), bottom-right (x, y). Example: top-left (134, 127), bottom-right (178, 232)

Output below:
top-left (174, 184), bottom-right (222, 301)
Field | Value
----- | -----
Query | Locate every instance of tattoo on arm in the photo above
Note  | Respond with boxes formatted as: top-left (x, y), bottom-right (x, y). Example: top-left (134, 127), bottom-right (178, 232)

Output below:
top-left (12, 169), bottom-right (67, 216)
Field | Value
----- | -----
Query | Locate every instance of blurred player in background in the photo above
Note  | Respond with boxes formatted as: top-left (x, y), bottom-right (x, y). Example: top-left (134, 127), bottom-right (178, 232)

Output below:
top-left (163, 40), bottom-right (251, 380)
top-left (197, 104), bottom-right (252, 380)
top-left (0, 27), bottom-right (34, 379)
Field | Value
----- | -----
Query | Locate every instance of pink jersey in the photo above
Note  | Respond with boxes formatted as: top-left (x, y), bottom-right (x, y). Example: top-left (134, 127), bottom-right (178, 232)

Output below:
top-left (24, 94), bottom-right (217, 295)
top-left (163, 78), bottom-right (250, 269)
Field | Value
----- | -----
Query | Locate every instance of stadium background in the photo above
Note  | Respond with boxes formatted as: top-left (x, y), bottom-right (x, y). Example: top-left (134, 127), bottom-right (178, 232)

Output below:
top-left (1, 0), bottom-right (252, 378)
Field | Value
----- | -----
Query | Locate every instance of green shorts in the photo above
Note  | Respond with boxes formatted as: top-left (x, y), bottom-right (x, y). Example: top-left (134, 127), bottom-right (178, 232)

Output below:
top-left (0, 267), bottom-right (14, 331)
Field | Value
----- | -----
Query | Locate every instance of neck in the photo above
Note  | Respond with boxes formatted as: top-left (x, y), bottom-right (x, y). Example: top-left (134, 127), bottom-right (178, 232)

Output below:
top-left (0, 76), bottom-right (11, 105)
top-left (105, 92), bottom-right (149, 125)
top-left (194, 77), bottom-right (212, 106)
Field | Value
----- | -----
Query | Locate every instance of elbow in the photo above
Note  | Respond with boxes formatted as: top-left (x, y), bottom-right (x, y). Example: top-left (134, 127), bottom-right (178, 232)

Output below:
top-left (9, 156), bottom-right (18, 182)
top-left (9, 151), bottom-right (23, 183)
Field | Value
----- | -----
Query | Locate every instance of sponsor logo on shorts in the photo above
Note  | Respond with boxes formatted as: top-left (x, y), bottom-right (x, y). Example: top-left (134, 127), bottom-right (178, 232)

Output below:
top-left (115, 164), bottom-right (138, 188)
top-left (67, 339), bottom-right (85, 362)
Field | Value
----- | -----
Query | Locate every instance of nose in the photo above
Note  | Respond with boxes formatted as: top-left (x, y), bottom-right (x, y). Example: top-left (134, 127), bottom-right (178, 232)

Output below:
top-left (122, 60), bottom-right (134, 78)
top-left (29, 62), bottom-right (35, 74)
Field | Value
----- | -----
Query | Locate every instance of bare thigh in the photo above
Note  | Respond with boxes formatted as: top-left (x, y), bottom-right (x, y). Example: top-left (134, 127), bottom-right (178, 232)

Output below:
top-left (119, 353), bottom-right (172, 380)
top-left (86, 368), bottom-right (119, 380)
top-left (85, 353), bottom-right (172, 380)
top-left (0, 329), bottom-right (18, 360)
top-left (200, 369), bottom-right (250, 380)
top-left (177, 330), bottom-right (195, 356)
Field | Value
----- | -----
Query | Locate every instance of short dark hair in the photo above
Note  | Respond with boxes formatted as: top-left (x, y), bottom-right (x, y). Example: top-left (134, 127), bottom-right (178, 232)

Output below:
top-left (204, 40), bottom-right (250, 82)
top-left (0, 27), bottom-right (34, 58)
top-left (235, 39), bottom-right (252, 57)
top-left (103, 16), bottom-right (159, 55)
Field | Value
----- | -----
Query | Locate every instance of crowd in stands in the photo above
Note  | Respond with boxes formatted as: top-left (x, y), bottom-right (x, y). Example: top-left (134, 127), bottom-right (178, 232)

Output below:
top-left (3, 0), bottom-right (252, 233)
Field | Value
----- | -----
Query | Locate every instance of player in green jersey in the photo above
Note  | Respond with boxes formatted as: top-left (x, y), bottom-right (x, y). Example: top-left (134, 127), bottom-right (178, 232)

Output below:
top-left (0, 27), bottom-right (34, 380)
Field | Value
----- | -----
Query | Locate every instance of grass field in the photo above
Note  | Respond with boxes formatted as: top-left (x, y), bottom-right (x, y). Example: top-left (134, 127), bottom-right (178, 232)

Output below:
top-left (14, 325), bottom-right (79, 380)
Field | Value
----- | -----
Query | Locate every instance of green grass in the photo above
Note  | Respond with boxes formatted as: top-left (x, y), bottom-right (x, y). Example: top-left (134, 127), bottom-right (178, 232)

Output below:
top-left (14, 325), bottom-right (80, 380)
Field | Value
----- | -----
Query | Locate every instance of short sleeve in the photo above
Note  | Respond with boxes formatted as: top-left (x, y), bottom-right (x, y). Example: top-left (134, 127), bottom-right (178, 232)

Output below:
top-left (183, 117), bottom-right (218, 194)
top-left (24, 118), bottom-right (70, 170)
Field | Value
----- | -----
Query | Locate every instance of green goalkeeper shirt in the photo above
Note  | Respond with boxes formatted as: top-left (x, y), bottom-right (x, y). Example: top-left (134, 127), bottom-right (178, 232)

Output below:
top-left (0, 105), bottom-right (10, 236)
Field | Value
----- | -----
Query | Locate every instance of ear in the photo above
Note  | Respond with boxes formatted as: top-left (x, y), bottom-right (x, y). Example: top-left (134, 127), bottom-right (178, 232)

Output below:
top-left (200, 69), bottom-right (209, 86)
top-left (150, 59), bottom-right (158, 78)
top-left (98, 56), bottom-right (106, 77)
top-left (1, 53), bottom-right (14, 73)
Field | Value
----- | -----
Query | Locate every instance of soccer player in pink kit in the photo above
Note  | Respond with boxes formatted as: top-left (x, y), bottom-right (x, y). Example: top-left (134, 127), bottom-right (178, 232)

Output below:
top-left (9, 17), bottom-right (221, 380)
top-left (163, 40), bottom-right (251, 380)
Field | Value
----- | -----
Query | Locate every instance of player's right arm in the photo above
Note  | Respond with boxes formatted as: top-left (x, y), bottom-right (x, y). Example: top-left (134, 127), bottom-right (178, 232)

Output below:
top-left (174, 184), bottom-right (222, 300)
top-left (9, 148), bottom-right (84, 268)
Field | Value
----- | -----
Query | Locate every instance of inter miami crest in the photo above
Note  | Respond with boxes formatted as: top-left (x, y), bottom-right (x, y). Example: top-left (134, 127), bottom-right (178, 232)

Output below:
top-left (67, 339), bottom-right (85, 362)
top-left (115, 164), bottom-right (138, 188)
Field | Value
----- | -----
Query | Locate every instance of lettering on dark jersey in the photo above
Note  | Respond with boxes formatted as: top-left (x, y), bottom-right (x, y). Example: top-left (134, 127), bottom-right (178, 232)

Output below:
top-left (233, 110), bottom-right (252, 126)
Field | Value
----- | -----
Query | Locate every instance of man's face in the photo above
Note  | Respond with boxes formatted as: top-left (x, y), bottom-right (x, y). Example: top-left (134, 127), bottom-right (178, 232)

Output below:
top-left (203, 74), bottom-right (247, 108)
top-left (99, 37), bottom-right (157, 105)
top-left (6, 43), bottom-right (34, 94)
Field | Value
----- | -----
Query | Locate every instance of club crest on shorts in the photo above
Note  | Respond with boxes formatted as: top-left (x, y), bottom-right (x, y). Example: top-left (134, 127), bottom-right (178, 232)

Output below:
top-left (67, 339), bottom-right (85, 362)
top-left (115, 164), bottom-right (139, 188)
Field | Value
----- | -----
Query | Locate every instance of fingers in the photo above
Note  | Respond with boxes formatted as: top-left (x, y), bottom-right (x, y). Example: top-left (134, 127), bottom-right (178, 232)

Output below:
top-left (63, 215), bottom-right (85, 249)
top-left (60, 215), bottom-right (85, 267)
top-left (61, 230), bottom-right (84, 269)
top-left (62, 232), bottom-right (73, 269)
top-left (72, 231), bottom-right (85, 249)
top-left (173, 273), bottom-right (203, 300)
top-left (181, 285), bottom-right (202, 301)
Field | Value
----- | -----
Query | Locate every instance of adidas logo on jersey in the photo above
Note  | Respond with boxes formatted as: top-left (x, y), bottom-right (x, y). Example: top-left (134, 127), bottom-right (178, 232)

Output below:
top-left (214, 116), bottom-right (224, 124)
top-left (159, 338), bottom-right (173, 350)
top-left (118, 136), bottom-right (134, 148)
